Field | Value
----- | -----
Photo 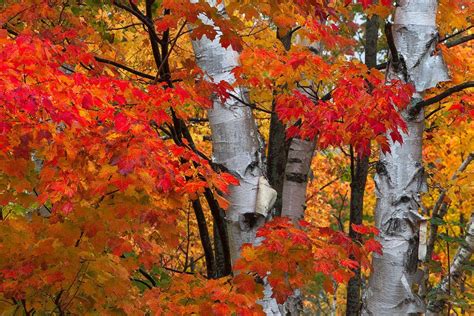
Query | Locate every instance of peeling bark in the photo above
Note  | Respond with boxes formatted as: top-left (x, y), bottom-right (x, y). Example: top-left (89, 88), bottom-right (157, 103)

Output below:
top-left (363, 0), bottom-right (449, 314)
top-left (191, 2), bottom-right (280, 314)
top-left (190, 0), bottom-right (267, 267)
top-left (426, 213), bottom-right (474, 315)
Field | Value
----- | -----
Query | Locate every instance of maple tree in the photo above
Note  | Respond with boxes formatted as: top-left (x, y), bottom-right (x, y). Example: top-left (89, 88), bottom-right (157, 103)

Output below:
top-left (0, 0), bottom-right (473, 315)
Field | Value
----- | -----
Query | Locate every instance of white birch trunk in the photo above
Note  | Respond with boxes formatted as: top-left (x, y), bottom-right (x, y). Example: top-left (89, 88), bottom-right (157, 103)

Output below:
top-left (281, 138), bottom-right (315, 222)
top-left (426, 212), bottom-right (474, 315)
top-left (190, 1), bottom-right (267, 267)
top-left (191, 2), bottom-right (280, 315)
top-left (363, 0), bottom-right (449, 314)
top-left (277, 144), bottom-right (315, 315)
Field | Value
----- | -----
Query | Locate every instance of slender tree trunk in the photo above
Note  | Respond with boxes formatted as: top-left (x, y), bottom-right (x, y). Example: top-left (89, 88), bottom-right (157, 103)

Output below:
top-left (190, 1), bottom-right (267, 268)
top-left (363, 0), bottom-right (449, 314)
top-left (346, 15), bottom-right (378, 316)
top-left (267, 28), bottom-right (297, 217)
top-left (267, 101), bottom-right (290, 216)
top-left (278, 138), bottom-right (315, 315)
top-left (346, 152), bottom-right (370, 315)
top-left (426, 213), bottom-right (474, 315)
top-left (281, 138), bottom-right (316, 221)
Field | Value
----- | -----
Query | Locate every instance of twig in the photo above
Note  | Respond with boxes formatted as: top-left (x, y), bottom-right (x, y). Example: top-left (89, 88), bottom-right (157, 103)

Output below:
top-left (410, 81), bottom-right (474, 117)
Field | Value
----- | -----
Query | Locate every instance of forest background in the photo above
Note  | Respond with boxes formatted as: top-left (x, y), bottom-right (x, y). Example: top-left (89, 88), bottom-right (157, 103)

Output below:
top-left (0, 0), bottom-right (472, 315)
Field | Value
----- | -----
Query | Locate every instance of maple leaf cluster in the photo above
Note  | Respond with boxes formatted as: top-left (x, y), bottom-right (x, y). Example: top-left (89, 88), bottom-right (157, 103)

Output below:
top-left (233, 218), bottom-right (381, 304)
top-left (237, 46), bottom-right (414, 156)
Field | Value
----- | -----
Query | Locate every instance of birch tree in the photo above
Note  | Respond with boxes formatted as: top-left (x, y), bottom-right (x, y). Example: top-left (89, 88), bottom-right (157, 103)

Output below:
top-left (364, 0), bottom-right (450, 314)
top-left (190, 0), bottom-right (272, 268)
top-left (191, 2), bottom-right (281, 315)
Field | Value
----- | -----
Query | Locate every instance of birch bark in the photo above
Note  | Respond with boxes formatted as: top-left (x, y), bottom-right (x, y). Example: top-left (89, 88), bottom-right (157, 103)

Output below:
top-left (190, 1), bottom-right (268, 268)
top-left (363, 0), bottom-right (449, 314)
top-left (190, 2), bottom-right (280, 315)
top-left (281, 138), bottom-right (315, 222)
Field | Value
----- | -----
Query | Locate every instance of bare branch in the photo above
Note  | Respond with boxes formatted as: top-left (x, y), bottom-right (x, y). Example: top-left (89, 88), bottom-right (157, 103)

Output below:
top-left (94, 56), bottom-right (155, 80)
top-left (439, 25), bottom-right (473, 43)
top-left (410, 81), bottom-right (474, 116)
top-left (228, 92), bottom-right (274, 114)
top-left (425, 152), bottom-right (474, 263)
top-left (446, 34), bottom-right (474, 48)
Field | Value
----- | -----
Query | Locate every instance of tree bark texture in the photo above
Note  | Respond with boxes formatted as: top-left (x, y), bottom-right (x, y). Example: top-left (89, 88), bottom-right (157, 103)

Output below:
top-left (281, 138), bottom-right (316, 222)
top-left (191, 2), bottom-right (280, 315)
top-left (190, 1), bottom-right (267, 268)
top-left (363, 0), bottom-right (449, 314)
top-left (267, 28), bottom-right (297, 217)
top-left (267, 102), bottom-right (290, 217)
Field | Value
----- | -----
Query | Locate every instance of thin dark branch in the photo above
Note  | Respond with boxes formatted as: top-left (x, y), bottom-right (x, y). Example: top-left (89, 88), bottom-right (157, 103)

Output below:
top-left (138, 268), bottom-right (157, 287)
top-left (113, 0), bottom-right (158, 42)
top-left (228, 92), bottom-right (274, 114)
top-left (106, 23), bottom-right (142, 31)
top-left (203, 188), bottom-right (232, 276)
top-left (113, 0), bottom-right (162, 70)
top-left (130, 278), bottom-right (153, 289)
top-left (94, 56), bottom-right (155, 80)
top-left (156, 20), bottom-right (187, 82)
top-left (376, 32), bottom-right (474, 70)
top-left (425, 105), bottom-right (445, 120)
top-left (384, 22), bottom-right (399, 64)
top-left (410, 81), bottom-right (474, 116)
top-left (189, 117), bottom-right (209, 123)
top-left (439, 25), bottom-right (473, 43)
top-left (163, 266), bottom-right (195, 275)
top-left (375, 61), bottom-right (387, 70)
top-left (446, 34), bottom-right (474, 48)
top-left (191, 198), bottom-right (216, 278)
top-left (425, 152), bottom-right (474, 263)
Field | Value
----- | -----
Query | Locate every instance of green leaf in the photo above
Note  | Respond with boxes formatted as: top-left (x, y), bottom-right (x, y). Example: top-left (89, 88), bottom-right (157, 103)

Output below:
top-left (430, 216), bottom-right (446, 226)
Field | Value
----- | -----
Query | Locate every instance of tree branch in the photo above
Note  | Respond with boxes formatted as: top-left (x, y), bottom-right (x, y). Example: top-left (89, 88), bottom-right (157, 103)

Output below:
top-left (410, 81), bottom-right (474, 117)
top-left (425, 152), bottom-right (474, 264)
top-left (191, 198), bottom-right (217, 278)
top-left (228, 92), bottom-right (274, 114)
top-left (439, 25), bottom-right (473, 43)
top-left (94, 56), bottom-right (156, 80)
top-left (446, 34), bottom-right (474, 48)
top-left (138, 268), bottom-right (157, 287)
top-left (113, 0), bottom-right (163, 70)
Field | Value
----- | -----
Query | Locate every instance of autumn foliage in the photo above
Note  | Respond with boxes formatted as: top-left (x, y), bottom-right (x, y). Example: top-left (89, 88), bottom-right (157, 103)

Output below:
top-left (0, 0), bottom-right (472, 314)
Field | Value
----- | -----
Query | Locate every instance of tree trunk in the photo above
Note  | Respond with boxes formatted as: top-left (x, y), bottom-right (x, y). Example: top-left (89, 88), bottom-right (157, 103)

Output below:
top-left (346, 152), bottom-right (370, 316)
top-left (346, 14), bottom-right (378, 316)
top-left (281, 138), bottom-right (315, 221)
top-left (267, 28), bottom-right (297, 217)
top-left (267, 101), bottom-right (290, 217)
top-left (363, 0), bottom-right (449, 314)
top-left (426, 213), bottom-right (474, 315)
top-left (190, 1), bottom-right (267, 268)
